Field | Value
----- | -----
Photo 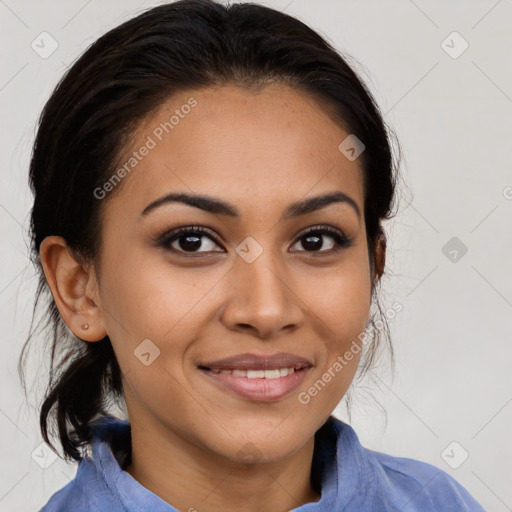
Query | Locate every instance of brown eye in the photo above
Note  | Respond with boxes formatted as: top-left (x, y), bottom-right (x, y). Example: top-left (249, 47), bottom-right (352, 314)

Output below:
top-left (157, 226), bottom-right (225, 255)
top-left (291, 226), bottom-right (352, 254)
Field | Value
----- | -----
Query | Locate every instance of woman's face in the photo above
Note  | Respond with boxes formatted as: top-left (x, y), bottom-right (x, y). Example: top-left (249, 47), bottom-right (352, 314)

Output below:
top-left (93, 83), bottom-right (375, 463)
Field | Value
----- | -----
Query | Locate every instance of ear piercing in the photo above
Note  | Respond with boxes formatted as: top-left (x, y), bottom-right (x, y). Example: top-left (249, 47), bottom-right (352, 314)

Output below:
top-left (81, 323), bottom-right (89, 330)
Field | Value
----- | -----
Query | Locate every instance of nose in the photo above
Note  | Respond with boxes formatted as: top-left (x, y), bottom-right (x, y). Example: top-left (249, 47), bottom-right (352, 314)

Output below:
top-left (219, 247), bottom-right (304, 339)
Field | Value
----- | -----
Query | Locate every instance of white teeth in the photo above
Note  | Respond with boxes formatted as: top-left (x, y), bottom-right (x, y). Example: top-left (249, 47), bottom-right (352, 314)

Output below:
top-left (247, 370), bottom-right (265, 379)
top-left (264, 369), bottom-right (281, 379)
top-left (208, 367), bottom-right (300, 378)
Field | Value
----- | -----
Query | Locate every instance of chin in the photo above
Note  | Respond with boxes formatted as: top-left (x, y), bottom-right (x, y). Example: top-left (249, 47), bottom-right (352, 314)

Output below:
top-left (206, 421), bottom-right (314, 466)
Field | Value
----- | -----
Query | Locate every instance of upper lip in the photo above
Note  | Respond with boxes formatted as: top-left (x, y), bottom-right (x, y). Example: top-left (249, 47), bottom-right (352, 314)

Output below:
top-left (198, 352), bottom-right (313, 371)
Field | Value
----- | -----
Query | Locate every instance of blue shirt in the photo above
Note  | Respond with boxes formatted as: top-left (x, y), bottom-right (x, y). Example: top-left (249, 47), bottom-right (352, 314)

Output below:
top-left (39, 415), bottom-right (486, 511)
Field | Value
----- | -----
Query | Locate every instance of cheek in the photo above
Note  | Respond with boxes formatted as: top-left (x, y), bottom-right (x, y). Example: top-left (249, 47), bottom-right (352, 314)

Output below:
top-left (298, 255), bottom-right (371, 397)
top-left (99, 244), bottom-right (205, 338)
top-left (296, 264), bottom-right (369, 415)
top-left (301, 255), bottom-right (372, 340)
top-left (97, 247), bottom-right (229, 394)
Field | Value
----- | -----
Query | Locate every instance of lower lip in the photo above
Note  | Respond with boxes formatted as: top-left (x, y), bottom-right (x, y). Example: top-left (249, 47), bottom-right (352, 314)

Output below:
top-left (199, 367), bottom-right (311, 401)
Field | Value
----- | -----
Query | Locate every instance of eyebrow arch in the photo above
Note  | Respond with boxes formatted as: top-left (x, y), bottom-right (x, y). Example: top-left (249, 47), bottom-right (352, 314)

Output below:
top-left (140, 191), bottom-right (361, 221)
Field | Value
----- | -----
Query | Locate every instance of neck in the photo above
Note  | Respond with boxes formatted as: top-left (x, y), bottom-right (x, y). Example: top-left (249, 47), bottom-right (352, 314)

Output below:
top-left (124, 418), bottom-right (321, 512)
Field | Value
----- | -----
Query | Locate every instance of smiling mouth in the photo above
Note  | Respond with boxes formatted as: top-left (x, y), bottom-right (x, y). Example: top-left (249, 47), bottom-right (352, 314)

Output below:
top-left (197, 365), bottom-right (312, 401)
top-left (196, 351), bottom-right (313, 401)
top-left (198, 365), bottom-right (306, 379)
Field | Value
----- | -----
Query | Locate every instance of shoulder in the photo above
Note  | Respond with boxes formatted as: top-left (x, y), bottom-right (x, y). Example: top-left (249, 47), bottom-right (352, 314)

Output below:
top-left (327, 418), bottom-right (485, 511)
top-left (38, 417), bottom-right (131, 512)
top-left (37, 457), bottom-right (124, 512)
top-left (38, 472), bottom-right (126, 512)
top-left (366, 448), bottom-right (486, 511)
top-left (38, 479), bottom-right (94, 512)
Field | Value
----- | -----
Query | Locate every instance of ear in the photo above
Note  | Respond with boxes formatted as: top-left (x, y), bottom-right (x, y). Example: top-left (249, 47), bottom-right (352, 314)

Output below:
top-left (374, 231), bottom-right (386, 284)
top-left (39, 236), bottom-right (107, 342)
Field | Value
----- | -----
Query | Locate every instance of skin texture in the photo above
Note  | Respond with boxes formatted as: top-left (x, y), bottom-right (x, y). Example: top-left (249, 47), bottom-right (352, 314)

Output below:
top-left (40, 83), bottom-right (385, 512)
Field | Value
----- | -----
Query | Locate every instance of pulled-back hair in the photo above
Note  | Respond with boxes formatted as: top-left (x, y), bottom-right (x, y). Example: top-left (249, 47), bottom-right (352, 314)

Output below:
top-left (19, 0), bottom-right (402, 463)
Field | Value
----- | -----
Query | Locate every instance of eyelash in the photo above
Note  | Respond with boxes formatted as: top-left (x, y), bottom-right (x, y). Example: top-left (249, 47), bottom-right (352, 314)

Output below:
top-left (154, 224), bottom-right (353, 258)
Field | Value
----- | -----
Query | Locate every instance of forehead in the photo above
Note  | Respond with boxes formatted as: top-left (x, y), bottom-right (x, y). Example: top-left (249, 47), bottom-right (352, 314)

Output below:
top-left (106, 83), bottom-right (364, 221)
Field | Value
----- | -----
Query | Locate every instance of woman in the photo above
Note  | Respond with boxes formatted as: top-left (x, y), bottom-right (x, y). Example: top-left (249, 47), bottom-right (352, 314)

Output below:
top-left (20, 0), bottom-right (486, 510)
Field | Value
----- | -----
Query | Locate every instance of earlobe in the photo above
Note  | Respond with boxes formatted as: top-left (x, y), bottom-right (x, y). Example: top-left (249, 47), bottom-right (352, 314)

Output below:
top-left (39, 236), bottom-right (107, 342)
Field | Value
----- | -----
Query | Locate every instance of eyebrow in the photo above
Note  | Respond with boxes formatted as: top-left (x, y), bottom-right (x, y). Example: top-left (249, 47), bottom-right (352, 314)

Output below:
top-left (140, 190), bottom-right (361, 221)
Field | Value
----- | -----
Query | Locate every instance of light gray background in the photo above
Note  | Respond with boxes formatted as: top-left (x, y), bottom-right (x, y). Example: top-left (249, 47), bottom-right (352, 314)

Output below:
top-left (1, 0), bottom-right (511, 510)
